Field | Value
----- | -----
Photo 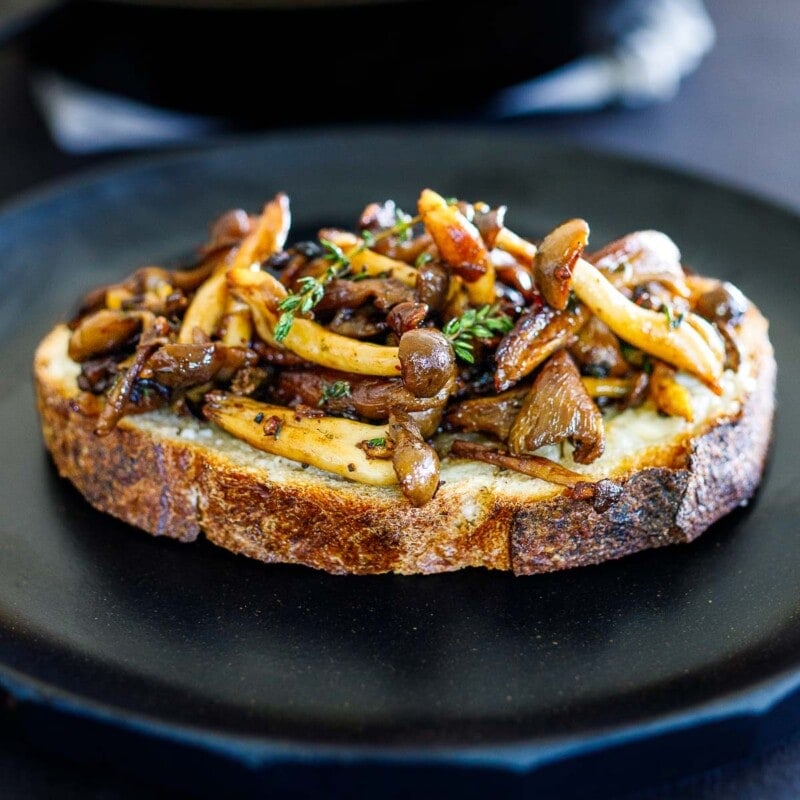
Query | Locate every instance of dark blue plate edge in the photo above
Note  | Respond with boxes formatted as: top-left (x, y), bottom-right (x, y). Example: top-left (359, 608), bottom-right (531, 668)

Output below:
top-left (2, 656), bottom-right (800, 777)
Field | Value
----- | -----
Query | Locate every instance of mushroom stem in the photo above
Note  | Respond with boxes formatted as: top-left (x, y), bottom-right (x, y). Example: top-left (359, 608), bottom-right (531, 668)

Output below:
top-left (571, 258), bottom-right (724, 393)
top-left (495, 227), bottom-right (538, 265)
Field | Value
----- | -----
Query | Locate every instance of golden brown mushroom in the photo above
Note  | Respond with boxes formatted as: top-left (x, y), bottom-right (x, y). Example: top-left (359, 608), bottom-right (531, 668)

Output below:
top-left (508, 350), bottom-right (605, 464)
top-left (534, 218), bottom-right (590, 310)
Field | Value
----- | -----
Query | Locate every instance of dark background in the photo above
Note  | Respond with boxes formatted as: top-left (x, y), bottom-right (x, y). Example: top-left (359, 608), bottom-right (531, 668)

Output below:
top-left (1, 0), bottom-right (799, 797)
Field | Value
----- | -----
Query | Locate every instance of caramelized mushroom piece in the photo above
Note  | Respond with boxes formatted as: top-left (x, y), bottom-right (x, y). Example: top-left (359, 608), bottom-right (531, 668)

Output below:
top-left (68, 310), bottom-right (143, 362)
top-left (229, 193), bottom-right (291, 271)
top-left (389, 411), bottom-right (440, 507)
top-left (418, 189), bottom-right (489, 277)
top-left (274, 370), bottom-right (447, 419)
top-left (407, 406), bottom-right (446, 440)
top-left (494, 303), bottom-right (589, 392)
top-left (146, 343), bottom-right (226, 389)
top-left (649, 361), bottom-right (694, 422)
top-left (580, 376), bottom-right (633, 399)
top-left (588, 230), bottom-right (689, 297)
top-left (449, 440), bottom-right (621, 512)
top-left (624, 370), bottom-right (651, 409)
top-left (508, 350), bottom-right (605, 464)
top-left (316, 277), bottom-right (415, 312)
top-left (358, 201), bottom-right (434, 262)
top-left (326, 308), bottom-right (386, 339)
top-left (168, 257), bottom-right (220, 293)
top-left (95, 343), bottom-right (162, 436)
top-left (418, 189), bottom-right (495, 304)
top-left (534, 218), bottom-right (590, 310)
top-left (399, 328), bottom-right (456, 398)
top-left (77, 356), bottom-right (119, 394)
top-left (251, 341), bottom-right (309, 367)
top-left (386, 301), bottom-right (429, 336)
top-left (202, 208), bottom-right (253, 254)
top-left (491, 249), bottom-right (538, 304)
top-left (144, 343), bottom-right (256, 390)
top-left (229, 365), bottom-right (269, 396)
top-left (473, 204), bottom-right (507, 249)
top-left (494, 227), bottom-right (538, 266)
top-left (571, 258), bottom-right (724, 392)
top-left (358, 200), bottom-right (398, 231)
top-left (445, 387), bottom-right (527, 441)
top-left (569, 315), bottom-right (628, 378)
top-left (695, 281), bottom-right (748, 326)
top-left (716, 321), bottom-right (742, 372)
top-left (357, 200), bottom-right (434, 262)
top-left (415, 261), bottom-right (451, 311)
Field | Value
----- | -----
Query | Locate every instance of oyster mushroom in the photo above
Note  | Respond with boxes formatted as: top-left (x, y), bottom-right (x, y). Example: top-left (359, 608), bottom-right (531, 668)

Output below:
top-left (494, 303), bottom-right (589, 392)
top-left (508, 350), bottom-right (605, 464)
top-left (68, 309), bottom-right (143, 363)
top-left (588, 230), bottom-right (690, 297)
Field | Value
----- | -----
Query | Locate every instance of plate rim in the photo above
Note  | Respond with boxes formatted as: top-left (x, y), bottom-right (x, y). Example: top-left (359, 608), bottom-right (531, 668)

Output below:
top-left (1, 124), bottom-right (798, 772)
top-left (2, 123), bottom-right (799, 232)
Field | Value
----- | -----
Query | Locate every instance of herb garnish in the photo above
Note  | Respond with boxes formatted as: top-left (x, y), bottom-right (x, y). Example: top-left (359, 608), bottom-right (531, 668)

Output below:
top-left (274, 211), bottom-right (425, 341)
top-left (365, 437), bottom-right (386, 448)
top-left (319, 380), bottom-right (352, 406)
top-left (443, 304), bottom-right (514, 364)
top-left (663, 304), bottom-right (684, 330)
top-left (394, 208), bottom-right (414, 242)
top-left (274, 238), bottom-right (351, 342)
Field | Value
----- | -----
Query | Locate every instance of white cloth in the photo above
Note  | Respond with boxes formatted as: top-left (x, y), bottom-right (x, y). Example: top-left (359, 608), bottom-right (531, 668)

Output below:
top-left (487, 0), bottom-right (715, 116)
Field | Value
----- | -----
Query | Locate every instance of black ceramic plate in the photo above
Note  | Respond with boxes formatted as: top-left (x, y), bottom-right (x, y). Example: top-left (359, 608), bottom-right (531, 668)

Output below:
top-left (0, 129), bottom-right (799, 797)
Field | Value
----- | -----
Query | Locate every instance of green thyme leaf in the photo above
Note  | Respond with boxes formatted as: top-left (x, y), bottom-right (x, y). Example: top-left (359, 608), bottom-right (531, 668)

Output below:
top-left (663, 304), bottom-right (684, 330)
top-left (274, 311), bottom-right (294, 342)
top-left (365, 437), bottom-right (386, 448)
top-left (443, 304), bottom-right (513, 363)
top-left (275, 239), bottom-right (353, 340)
top-left (321, 238), bottom-right (349, 268)
top-left (452, 340), bottom-right (475, 364)
top-left (319, 380), bottom-right (352, 406)
top-left (415, 252), bottom-right (433, 268)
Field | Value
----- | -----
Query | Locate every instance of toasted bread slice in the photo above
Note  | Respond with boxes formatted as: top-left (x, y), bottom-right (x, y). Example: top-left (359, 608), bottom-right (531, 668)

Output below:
top-left (34, 301), bottom-right (774, 576)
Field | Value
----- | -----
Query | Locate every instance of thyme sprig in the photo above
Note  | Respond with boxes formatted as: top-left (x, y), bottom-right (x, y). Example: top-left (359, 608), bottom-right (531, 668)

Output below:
top-left (662, 303), bottom-right (684, 330)
top-left (273, 212), bottom-right (423, 342)
top-left (319, 380), bottom-right (352, 406)
top-left (361, 208), bottom-right (421, 249)
top-left (274, 239), bottom-right (351, 341)
top-left (443, 304), bottom-right (514, 364)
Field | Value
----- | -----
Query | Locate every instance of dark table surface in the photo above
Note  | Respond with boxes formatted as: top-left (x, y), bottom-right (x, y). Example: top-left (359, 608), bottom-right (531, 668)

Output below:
top-left (2, 0), bottom-right (800, 797)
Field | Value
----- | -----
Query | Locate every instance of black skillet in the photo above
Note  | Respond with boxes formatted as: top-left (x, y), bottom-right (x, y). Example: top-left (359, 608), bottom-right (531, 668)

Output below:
top-left (4, 0), bottom-right (603, 125)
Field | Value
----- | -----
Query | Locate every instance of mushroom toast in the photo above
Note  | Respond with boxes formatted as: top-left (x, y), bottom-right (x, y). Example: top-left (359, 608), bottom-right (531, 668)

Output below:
top-left (34, 189), bottom-right (775, 575)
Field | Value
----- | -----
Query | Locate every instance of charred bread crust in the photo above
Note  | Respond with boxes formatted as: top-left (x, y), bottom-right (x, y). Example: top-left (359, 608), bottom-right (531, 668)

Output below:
top-left (509, 312), bottom-right (775, 574)
top-left (34, 307), bottom-right (775, 576)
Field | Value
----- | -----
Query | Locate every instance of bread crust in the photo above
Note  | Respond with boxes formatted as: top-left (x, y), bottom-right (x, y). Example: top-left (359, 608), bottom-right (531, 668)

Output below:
top-left (34, 308), bottom-right (775, 575)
